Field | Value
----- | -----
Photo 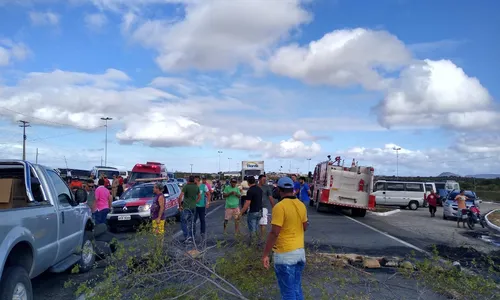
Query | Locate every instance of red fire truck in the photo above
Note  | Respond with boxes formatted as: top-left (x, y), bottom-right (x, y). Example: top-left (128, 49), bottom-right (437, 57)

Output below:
top-left (310, 156), bottom-right (375, 217)
top-left (126, 162), bottom-right (169, 189)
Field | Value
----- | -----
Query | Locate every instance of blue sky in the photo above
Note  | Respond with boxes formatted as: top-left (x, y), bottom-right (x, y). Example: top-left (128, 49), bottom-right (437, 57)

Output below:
top-left (0, 0), bottom-right (499, 176)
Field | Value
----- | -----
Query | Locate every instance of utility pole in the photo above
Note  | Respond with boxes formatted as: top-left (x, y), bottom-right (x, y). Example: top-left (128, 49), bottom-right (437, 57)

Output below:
top-left (296, 167), bottom-right (299, 175)
top-left (18, 120), bottom-right (30, 160)
top-left (307, 158), bottom-right (311, 172)
top-left (101, 117), bottom-right (112, 166)
top-left (190, 164), bottom-right (193, 175)
top-left (393, 147), bottom-right (401, 178)
top-left (228, 158), bottom-right (232, 172)
top-left (35, 148), bottom-right (39, 164)
top-left (218, 151), bottom-right (223, 178)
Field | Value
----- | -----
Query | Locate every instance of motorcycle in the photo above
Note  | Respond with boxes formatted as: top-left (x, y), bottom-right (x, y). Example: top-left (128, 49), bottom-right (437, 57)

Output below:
top-left (212, 183), bottom-right (223, 201)
top-left (464, 206), bottom-right (486, 230)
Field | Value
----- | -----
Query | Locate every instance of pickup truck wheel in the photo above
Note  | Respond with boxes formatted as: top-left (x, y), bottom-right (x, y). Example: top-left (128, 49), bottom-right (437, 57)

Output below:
top-left (0, 266), bottom-right (33, 300)
top-left (78, 231), bottom-right (95, 273)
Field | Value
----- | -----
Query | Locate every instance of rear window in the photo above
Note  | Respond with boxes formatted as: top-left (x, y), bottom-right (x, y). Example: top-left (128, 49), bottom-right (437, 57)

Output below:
top-left (121, 185), bottom-right (154, 199)
top-left (435, 183), bottom-right (445, 190)
top-left (97, 169), bottom-right (119, 178)
top-left (386, 182), bottom-right (404, 191)
top-left (405, 183), bottom-right (424, 192)
top-left (129, 172), bottom-right (159, 182)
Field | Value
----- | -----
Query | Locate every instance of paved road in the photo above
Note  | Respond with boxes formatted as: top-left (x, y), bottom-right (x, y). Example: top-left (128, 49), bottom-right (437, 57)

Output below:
top-left (33, 200), bottom-right (499, 299)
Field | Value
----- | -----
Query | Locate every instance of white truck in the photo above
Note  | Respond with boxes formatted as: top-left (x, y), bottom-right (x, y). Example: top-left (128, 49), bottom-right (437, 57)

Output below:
top-left (241, 161), bottom-right (265, 180)
top-left (310, 157), bottom-right (375, 217)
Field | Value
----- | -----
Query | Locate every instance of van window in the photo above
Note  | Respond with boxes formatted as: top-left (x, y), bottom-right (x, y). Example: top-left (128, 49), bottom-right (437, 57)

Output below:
top-left (374, 182), bottom-right (385, 191)
top-left (405, 183), bottom-right (424, 192)
top-left (386, 182), bottom-right (404, 191)
top-left (425, 184), bottom-right (434, 192)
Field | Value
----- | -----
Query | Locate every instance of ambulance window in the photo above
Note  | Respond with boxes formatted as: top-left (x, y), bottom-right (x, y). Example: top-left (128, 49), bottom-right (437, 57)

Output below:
top-left (374, 182), bottom-right (385, 191)
top-left (386, 182), bottom-right (404, 191)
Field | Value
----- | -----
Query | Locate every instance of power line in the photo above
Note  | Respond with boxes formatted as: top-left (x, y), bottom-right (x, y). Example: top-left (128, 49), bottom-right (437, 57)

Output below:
top-left (18, 120), bottom-right (30, 160)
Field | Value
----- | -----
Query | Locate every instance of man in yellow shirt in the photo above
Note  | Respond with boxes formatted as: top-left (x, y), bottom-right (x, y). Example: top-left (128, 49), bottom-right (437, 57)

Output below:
top-left (262, 177), bottom-right (308, 300)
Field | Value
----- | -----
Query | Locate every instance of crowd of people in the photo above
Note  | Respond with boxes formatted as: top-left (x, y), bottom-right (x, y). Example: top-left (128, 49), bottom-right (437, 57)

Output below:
top-left (177, 173), bottom-right (311, 299)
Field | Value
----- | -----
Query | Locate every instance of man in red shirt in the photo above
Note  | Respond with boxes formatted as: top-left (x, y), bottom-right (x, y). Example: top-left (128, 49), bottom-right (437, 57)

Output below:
top-left (427, 190), bottom-right (438, 217)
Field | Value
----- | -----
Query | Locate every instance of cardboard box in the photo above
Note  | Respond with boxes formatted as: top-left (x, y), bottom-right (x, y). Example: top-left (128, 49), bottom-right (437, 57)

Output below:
top-left (0, 178), bottom-right (27, 208)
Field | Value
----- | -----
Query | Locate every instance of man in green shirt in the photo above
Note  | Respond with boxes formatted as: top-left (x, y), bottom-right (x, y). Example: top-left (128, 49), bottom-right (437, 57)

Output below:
top-left (223, 177), bottom-right (241, 234)
top-left (180, 176), bottom-right (200, 243)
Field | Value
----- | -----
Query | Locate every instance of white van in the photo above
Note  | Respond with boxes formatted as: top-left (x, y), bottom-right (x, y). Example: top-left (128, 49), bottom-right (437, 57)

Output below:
top-left (90, 166), bottom-right (119, 185)
top-left (372, 180), bottom-right (427, 210)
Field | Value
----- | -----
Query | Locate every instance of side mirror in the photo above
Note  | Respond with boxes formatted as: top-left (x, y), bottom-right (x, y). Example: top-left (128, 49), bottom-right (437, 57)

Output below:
top-left (74, 188), bottom-right (87, 205)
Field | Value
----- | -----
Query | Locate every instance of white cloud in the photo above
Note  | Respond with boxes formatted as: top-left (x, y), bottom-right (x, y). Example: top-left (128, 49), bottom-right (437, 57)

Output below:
top-left (216, 133), bottom-right (322, 159)
top-left (84, 13), bottom-right (108, 30)
top-left (0, 68), bottom-right (322, 159)
top-left (292, 130), bottom-right (316, 141)
top-left (29, 11), bottom-right (59, 26)
top-left (269, 28), bottom-right (412, 90)
top-left (130, 0), bottom-right (312, 71)
top-left (0, 39), bottom-right (30, 66)
top-left (340, 143), bottom-right (500, 176)
top-left (376, 59), bottom-right (496, 130)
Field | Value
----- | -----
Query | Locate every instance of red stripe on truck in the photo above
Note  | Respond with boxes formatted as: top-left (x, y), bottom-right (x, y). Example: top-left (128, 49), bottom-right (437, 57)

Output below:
top-left (368, 194), bottom-right (376, 208)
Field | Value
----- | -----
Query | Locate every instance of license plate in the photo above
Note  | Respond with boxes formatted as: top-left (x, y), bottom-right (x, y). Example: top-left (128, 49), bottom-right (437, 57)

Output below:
top-left (118, 215), bottom-right (131, 221)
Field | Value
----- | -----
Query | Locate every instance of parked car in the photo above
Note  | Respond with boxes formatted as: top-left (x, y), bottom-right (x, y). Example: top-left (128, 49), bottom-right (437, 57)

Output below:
top-left (0, 160), bottom-right (94, 300)
top-left (176, 178), bottom-right (187, 187)
top-left (443, 190), bottom-right (481, 220)
top-left (107, 181), bottom-right (181, 232)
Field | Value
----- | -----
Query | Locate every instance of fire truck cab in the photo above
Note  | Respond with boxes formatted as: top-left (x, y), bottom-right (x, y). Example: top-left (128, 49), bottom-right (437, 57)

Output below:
top-left (310, 157), bottom-right (376, 217)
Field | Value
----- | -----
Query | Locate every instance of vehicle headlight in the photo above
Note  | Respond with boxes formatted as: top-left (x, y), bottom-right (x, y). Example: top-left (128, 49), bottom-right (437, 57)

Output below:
top-left (139, 204), bottom-right (151, 212)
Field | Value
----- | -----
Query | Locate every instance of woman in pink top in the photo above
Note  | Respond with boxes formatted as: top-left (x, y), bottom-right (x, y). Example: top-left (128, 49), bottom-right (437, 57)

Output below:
top-left (94, 178), bottom-right (112, 224)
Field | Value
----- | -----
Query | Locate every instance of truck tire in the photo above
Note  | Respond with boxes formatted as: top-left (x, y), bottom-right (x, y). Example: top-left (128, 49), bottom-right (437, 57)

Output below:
top-left (0, 266), bottom-right (33, 300)
top-left (352, 208), bottom-right (367, 217)
top-left (78, 231), bottom-right (96, 273)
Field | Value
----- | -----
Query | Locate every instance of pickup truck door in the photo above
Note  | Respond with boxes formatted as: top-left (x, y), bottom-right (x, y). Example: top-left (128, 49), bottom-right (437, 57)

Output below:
top-left (45, 169), bottom-right (84, 261)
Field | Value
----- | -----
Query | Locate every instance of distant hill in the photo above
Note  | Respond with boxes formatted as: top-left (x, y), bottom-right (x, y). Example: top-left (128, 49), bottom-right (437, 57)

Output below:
top-left (438, 172), bottom-right (460, 177)
top-left (465, 174), bottom-right (500, 179)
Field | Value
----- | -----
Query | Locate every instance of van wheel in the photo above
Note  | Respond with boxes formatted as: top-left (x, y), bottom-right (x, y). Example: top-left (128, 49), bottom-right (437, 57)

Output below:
top-left (0, 266), bottom-right (33, 300)
top-left (408, 201), bottom-right (419, 211)
top-left (78, 231), bottom-right (96, 273)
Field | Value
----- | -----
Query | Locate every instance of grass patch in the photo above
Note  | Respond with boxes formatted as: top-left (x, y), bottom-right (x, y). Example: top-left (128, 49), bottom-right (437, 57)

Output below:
top-left (68, 222), bottom-right (500, 300)
top-left (487, 210), bottom-right (500, 227)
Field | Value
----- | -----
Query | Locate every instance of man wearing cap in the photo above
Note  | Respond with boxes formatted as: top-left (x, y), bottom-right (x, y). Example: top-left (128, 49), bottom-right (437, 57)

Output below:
top-left (223, 178), bottom-right (242, 234)
top-left (179, 175), bottom-right (201, 243)
top-left (262, 177), bottom-right (308, 299)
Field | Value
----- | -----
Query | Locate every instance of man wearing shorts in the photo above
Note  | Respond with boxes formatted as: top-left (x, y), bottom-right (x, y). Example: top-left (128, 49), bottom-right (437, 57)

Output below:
top-left (223, 178), bottom-right (241, 234)
top-left (258, 174), bottom-right (275, 238)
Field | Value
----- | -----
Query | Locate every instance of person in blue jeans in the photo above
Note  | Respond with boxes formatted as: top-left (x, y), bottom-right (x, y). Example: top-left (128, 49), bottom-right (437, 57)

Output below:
top-left (262, 177), bottom-right (308, 300)
top-left (298, 177), bottom-right (310, 206)
top-left (179, 176), bottom-right (200, 243)
top-left (240, 176), bottom-right (263, 241)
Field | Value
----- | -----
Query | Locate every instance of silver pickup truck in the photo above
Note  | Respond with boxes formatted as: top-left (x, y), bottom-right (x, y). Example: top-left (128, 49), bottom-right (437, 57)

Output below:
top-left (0, 160), bottom-right (95, 300)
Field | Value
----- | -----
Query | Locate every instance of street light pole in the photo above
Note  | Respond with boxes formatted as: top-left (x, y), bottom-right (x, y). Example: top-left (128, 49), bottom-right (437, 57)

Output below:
top-left (101, 117), bottom-right (112, 166)
top-left (228, 158), bottom-right (232, 172)
top-left (190, 164), bottom-right (193, 175)
top-left (393, 147), bottom-right (401, 177)
top-left (18, 120), bottom-right (30, 160)
top-left (218, 151), bottom-right (223, 177)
